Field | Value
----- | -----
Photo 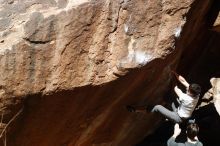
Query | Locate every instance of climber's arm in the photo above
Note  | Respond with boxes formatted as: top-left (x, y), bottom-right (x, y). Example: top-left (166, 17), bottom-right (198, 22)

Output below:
top-left (174, 86), bottom-right (184, 101)
top-left (171, 71), bottom-right (189, 88)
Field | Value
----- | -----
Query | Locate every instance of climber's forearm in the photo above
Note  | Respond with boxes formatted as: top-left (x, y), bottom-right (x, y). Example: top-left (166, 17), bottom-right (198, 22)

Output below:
top-left (171, 71), bottom-right (189, 88)
top-left (178, 75), bottom-right (189, 88)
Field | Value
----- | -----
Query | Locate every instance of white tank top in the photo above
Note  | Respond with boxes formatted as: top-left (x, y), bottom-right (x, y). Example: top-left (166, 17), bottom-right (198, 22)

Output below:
top-left (177, 93), bottom-right (199, 118)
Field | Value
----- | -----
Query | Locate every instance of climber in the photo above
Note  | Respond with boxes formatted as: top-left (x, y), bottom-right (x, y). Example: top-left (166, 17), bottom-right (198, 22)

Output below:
top-left (167, 123), bottom-right (203, 146)
top-left (127, 71), bottom-right (201, 123)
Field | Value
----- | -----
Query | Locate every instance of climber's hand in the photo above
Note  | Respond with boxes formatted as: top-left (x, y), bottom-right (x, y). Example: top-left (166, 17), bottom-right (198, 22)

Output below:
top-left (171, 70), bottom-right (179, 78)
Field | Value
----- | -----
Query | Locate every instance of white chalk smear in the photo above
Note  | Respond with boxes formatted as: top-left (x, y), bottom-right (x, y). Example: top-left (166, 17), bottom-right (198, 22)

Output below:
top-left (134, 51), bottom-right (153, 65)
top-left (123, 50), bottom-right (153, 67)
top-left (174, 26), bottom-right (182, 38)
top-left (124, 24), bottom-right (128, 33)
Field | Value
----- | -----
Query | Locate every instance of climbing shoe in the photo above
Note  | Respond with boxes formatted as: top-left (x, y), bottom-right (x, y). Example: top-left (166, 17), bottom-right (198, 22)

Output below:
top-left (126, 105), bottom-right (136, 112)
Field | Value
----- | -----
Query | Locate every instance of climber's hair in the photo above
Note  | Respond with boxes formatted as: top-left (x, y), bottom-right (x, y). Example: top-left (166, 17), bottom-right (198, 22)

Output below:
top-left (186, 123), bottom-right (199, 140)
top-left (188, 84), bottom-right (201, 97)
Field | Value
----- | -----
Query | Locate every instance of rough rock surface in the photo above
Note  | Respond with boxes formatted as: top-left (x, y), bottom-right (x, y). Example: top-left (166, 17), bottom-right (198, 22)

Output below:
top-left (0, 0), bottom-right (219, 146)
top-left (199, 77), bottom-right (220, 114)
top-left (211, 78), bottom-right (220, 114)
top-left (194, 77), bottom-right (220, 146)
top-left (213, 11), bottom-right (220, 32)
top-left (0, 0), bottom-right (192, 94)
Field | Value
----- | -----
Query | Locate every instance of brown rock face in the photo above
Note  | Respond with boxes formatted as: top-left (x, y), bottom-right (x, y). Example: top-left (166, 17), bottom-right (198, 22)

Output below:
top-left (0, 0), bottom-right (219, 146)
